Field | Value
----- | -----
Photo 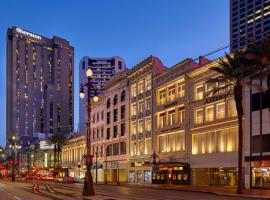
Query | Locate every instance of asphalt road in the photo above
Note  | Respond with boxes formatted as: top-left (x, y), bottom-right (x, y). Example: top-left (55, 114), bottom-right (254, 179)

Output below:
top-left (0, 179), bottom-right (264, 200)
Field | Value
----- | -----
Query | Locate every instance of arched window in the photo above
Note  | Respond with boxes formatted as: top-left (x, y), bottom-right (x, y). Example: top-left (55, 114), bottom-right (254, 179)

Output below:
top-left (113, 95), bottom-right (118, 105)
top-left (106, 144), bottom-right (112, 156)
top-left (107, 98), bottom-right (111, 108)
top-left (121, 90), bottom-right (126, 101)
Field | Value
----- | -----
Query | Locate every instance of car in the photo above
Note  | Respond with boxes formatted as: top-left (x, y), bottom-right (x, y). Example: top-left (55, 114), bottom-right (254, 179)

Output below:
top-left (53, 176), bottom-right (63, 182)
top-left (63, 176), bottom-right (75, 184)
top-left (25, 173), bottom-right (34, 180)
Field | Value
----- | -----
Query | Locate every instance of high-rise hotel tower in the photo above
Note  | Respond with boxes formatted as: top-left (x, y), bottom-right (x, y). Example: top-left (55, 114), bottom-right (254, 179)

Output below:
top-left (6, 27), bottom-right (74, 146)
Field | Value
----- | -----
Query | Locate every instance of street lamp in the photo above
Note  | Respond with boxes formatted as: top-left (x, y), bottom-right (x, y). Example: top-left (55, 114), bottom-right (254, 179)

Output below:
top-left (80, 67), bottom-right (98, 196)
top-left (9, 136), bottom-right (21, 182)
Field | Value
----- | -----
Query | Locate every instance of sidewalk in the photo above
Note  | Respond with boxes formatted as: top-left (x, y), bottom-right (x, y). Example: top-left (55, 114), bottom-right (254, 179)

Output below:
top-left (115, 183), bottom-right (270, 199)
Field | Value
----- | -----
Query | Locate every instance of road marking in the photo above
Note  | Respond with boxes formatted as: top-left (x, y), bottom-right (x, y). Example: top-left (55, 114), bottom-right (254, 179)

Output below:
top-left (45, 184), bottom-right (55, 193)
top-left (14, 196), bottom-right (22, 200)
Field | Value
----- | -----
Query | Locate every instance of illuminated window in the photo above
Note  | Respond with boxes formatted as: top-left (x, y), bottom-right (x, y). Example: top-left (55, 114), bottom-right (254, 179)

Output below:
top-left (195, 109), bottom-right (203, 124)
top-left (206, 83), bottom-right (215, 97)
top-left (131, 142), bottom-right (136, 156)
top-left (159, 112), bottom-right (166, 128)
top-left (159, 132), bottom-right (185, 153)
top-left (138, 101), bottom-right (143, 113)
top-left (131, 122), bottom-right (136, 135)
top-left (145, 139), bottom-right (151, 154)
top-left (177, 84), bottom-right (185, 98)
top-left (195, 84), bottom-right (204, 100)
top-left (168, 86), bottom-right (176, 101)
top-left (228, 99), bottom-right (237, 117)
top-left (178, 107), bottom-right (185, 123)
top-left (145, 117), bottom-right (151, 132)
top-left (159, 90), bottom-right (166, 105)
top-left (205, 106), bottom-right (214, 122)
top-left (138, 120), bottom-right (143, 134)
top-left (138, 140), bottom-right (144, 155)
top-left (138, 81), bottom-right (144, 94)
top-left (131, 104), bottom-right (136, 116)
top-left (131, 84), bottom-right (137, 97)
top-left (168, 110), bottom-right (176, 125)
top-left (145, 77), bottom-right (151, 91)
top-left (145, 98), bottom-right (151, 111)
top-left (216, 103), bottom-right (225, 119)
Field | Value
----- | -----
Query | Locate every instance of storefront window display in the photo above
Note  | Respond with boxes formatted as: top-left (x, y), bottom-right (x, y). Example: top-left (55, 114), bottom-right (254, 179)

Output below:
top-left (251, 161), bottom-right (270, 189)
top-left (129, 171), bottom-right (136, 183)
top-left (144, 170), bottom-right (152, 183)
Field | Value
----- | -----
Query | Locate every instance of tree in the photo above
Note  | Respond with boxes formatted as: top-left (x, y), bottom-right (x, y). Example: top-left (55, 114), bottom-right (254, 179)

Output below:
top-left (208, 50), bottom-right (258, 194)
top-left (25, 146), bottom-right (34, 173)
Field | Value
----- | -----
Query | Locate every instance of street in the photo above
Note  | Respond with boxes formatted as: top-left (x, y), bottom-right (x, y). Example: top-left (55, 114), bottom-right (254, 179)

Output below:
top-left (0, 179), bottom-right (264, 200)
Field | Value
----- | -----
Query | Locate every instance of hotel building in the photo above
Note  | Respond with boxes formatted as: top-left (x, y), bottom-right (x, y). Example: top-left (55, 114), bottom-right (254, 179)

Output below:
top-left (6, 26), bottom-right (74, 146)
top-left (127, 56), bottom-right (166, 183)
top-left (79, 56), bottom-right (126, 132)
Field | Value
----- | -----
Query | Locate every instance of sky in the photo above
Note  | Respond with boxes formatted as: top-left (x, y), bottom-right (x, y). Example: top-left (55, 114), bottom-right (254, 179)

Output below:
top-left (0, 0), bottom-right (229, 147)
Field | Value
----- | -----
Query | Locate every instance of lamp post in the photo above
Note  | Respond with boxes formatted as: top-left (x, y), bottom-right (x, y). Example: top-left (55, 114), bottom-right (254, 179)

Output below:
top-left (80, 67), bottom-right (98, 196)
top-left (9, 136), bottom-right (21, 182)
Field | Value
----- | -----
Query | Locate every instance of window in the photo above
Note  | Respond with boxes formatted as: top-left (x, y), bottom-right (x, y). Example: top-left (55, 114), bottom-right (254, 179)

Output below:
top-left (106, 144), bottom-right (112, 156)
top-left (121, 90), bottom-right (126, 101)
top-left (168, 110), bottom-right (176, 125)
top-left (206, 83), bottom-right (215, 97)
top-left (101, 111), bottom-right (104, 120)
top-left (145, 117), bottom-right (151, 132)
top-left (145, 77), bottom-right (151, 91)
top-left (228, 99), bottom-right (237, 117)
top-left (131, 84), bottom-right (137, 97)
top-left (145, 139), bottom-right (151, 155)
top-left (93, 115), bottom-right (95, 124)
top-left (138, 140), bottom-right (144, 155)
top-left (106, 128), bottom-right (111, 140)
top-left (113, 125), bottom-right (118, 138)
top-left (113, 143), bottom-right (119, 155)
top-left (195, 84), bottom-right (204, 100)
top-left (216, 103), bottom-right (225, 119)
top-left (131, 122), bottom-right (136, 136)
top-left (107, 98), bottom-right (111, 108)
top-left (113, 95), bottom-right (118, 105)
top-left (159, 112), bottom-right (166, 128)
top-left (113, 109), bottom-right (118, 122)
top-left (159, 132), bottom-right (185, 153)
top-left (120, 123), bottom-right (125, 136)
top-left (177, 84), bottom-right (185, 98)
top-left (195, 109), bottom-right (203, 124)
top-left (131, 142), bottom-right (136, 156)
top-left (192, 127), bottom-right (238, 155)
top-left (159, 90), bottom-right (166, 105)
top-left (168, 86), bottom-right (176, 101)
top-left (178, 107), bottom-right (185, 123)
top-left (138, 120), bottom-right (143, 134)
top-left (107, 112), bottom-right (110, 124)
top-left (120, 142), bottom-right (126, 154)
top-left (97, 113), bottom-right (99, 122)
top-left (205, 106), bottom-right (214, 122)
top-left (145, 98), bottom-right (151, 111)
top-left (131, 104), bottom-right (136, 116)
top-left (138, 101), bottom-right (143, 113)
top-left (121, 105), bottom-right (126, 119)
top-left (138, 81), bottom-right (144, 94)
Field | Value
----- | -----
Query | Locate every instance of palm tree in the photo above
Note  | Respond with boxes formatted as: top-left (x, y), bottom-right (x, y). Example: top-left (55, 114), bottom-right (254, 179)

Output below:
top-left (208, 50), bottom-right (258, 194)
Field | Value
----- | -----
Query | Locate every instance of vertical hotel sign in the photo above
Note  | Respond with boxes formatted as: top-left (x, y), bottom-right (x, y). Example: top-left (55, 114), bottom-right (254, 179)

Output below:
top-left (16, 28), bottom-right (42, 40)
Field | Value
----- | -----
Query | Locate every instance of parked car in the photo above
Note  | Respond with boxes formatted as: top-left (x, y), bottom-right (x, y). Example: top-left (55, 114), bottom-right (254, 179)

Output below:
top-left (63, 176), bottom-right (75, 184)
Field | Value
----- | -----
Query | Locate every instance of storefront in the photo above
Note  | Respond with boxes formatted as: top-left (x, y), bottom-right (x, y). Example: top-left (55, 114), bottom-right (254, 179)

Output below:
top-left (152, 163), bottom-right (190, 185)
top-left (128, 161), bottom-right (152, 183)
top-left (192, 168), bottom-right (237, 186)
top-left (104, 161), bottom-right (128, 183)
top-left (251, 160), bottom-right (270, 189)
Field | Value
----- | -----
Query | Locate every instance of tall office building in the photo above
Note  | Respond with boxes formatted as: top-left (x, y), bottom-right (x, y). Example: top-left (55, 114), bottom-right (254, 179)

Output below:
top-left (79, 56), bottom-right (126, 132)
top-left (230, 0), bottom-right (270, 52)
top-left (7, 26), bottom-right (74, 146)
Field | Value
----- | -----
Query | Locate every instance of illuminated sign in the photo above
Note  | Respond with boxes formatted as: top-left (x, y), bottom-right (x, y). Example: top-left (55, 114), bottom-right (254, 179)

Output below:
top-left (16, 28), bottom-right (42, 40)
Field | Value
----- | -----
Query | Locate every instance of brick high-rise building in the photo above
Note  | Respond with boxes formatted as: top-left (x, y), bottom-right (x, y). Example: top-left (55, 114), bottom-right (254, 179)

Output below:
top-left (230, 0), bottom-right (270, 52)
top-left (6, 26), bottom-right (74, 146)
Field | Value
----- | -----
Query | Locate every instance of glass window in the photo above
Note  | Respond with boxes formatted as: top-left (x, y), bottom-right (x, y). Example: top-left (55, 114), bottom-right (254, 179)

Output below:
top-left (113, 95), bottom-right (118, 105)
top-left (159, 112), bottom-right (166, 128)
top-left (168, 134), bottom-right (176, 152)
top-left (138, 81), bottom-right (144, 94)
top-left (195, 109), bottom-right (203, 124)
top-left (192, 133), bottom-right (206, 154)
top-left (168, 110), bottom-right (176, 125)
top-left (131, 122), bottom-right (136, 135)
top-left (159, 132), bottom-right (185, 153)
top-left (178, 107), bottom-right (185, 123)
top-left (195, 84), bottom-right (204, 100)
top-left (176, 132), bottom-right (185, 151)
top-left (227, 127), bottom-right (238, 152)
top-left (131, 84), bottom-right (137, 97)
top-left (145, 117), bottom-right (151, 132)
top-left (159, 135), bottom-right (167, 153)
top-left (145, 77), bottom-right (151, 91)
top-left (168, 86), bottom-right (176, 101)
top-left (228, 99), bottom-right (237, 117)
top-left (216, 103), bottom-right (225, 119)
top-left (138, 120), bottom-right (143, 134)
top-left (159, 90), bottom-right (166, 105)
top-left (216, 130), bottom-right (226, 152)
top-left (131, 104), bottom-right (136, 116)
top-left (205, 106), bottom-right (214, 122)
top-left (138, 140), bottom-right (144, 155)
top-left (206, 131), bottom-right (215, 153)
top-left (145, 98), bottom-right (151, 111)
top-left (121, 90), bottom-right (126, 101)
top-left (131, 142), bottom-right (136, 156)
top-left (145, 139), bottom-right (151, 155)
top-left (138, 101), bottom-right (143, 113)
top-left (206, 83), bottom-right (215, 97)
top-left (178, 84), bottom-right (185, 98)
